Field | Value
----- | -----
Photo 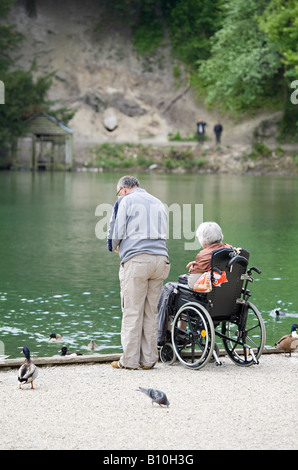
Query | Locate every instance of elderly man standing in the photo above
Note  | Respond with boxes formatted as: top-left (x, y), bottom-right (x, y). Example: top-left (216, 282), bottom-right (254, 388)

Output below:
top-left (107, 175), bottom-right (170, 370)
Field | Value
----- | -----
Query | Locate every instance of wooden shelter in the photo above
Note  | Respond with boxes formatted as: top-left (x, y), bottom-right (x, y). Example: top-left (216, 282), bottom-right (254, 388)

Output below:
top-left (14, 113), bottom-right (73, 170)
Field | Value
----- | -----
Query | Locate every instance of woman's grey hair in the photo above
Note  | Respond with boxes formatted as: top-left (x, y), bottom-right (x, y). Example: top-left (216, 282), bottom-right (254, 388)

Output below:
top-left (196, 222), bottom-right (223, 247)
top-left (117, 175), bottom-right (140, 189)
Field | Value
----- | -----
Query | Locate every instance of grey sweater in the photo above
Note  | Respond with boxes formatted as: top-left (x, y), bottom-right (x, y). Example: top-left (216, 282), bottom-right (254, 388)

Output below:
top-left (107, 188), bottom-right (168, 263)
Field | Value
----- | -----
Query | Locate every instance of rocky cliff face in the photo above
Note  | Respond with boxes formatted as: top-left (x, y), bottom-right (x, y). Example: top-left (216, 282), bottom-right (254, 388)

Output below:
top-left (8, 0), bottom-right (283, 156)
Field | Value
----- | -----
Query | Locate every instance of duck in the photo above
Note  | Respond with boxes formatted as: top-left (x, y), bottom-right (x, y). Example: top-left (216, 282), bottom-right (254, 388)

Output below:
top-left (18, 347), bottom-right (38, 389)
top-left (49, 333), bottom-right (63, 341)
top-left (60, 347), bottom-right (82, 357)
top-left (275, 323), bottom-right (298, 356)
top-left (87, 339), bottom-right (99, 350)
top-left (270, 308), bottom-right (286, 317)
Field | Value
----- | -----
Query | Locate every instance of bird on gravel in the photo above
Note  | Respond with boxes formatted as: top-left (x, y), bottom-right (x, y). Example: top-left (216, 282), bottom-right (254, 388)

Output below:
top-left (138, 387), bottom-right (170, 407)
top-left (18, 347), bottom-right (38, 389)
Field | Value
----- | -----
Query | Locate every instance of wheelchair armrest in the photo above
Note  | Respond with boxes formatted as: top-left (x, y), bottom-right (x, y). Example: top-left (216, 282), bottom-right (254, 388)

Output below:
top-left (177, 283), bottom-right (195, 293)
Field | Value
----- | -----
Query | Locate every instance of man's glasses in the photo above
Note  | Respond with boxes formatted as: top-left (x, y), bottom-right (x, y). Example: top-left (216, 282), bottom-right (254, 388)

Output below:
top-left (116, 187), bottom-right (123, 197)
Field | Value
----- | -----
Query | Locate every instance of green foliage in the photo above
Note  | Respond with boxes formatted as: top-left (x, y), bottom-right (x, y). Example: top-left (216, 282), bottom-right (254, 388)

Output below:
top-left (0, 1), bottom-right (75, 161)
top-left (90, 143), bottom-right (205, 171)
top-left (198, 0), bottom-right (282, 113)
top-left (100, 0), bottom-right (222, 62)
top-left (1, 0), bottom-right (297, 155)
top-left (275, 146), bottom-right (284, 157)
top-left (277, 97), bottom-right (298, 143)
top-left (0, 65), bottom-right (75, 153)
top-left (132, 10), bottom-right (164, 55)
top-left (99, 0), bottom-right (297, 139)
top-left (92, 143), bottom-right (136, 169)
top-left (293, 154), bottom-right (298, 166)
top-left (162, 0), bottom-right (223, 65)
top-left (248, 142), bottom-right (272, 160)
top-left (258, 0), bottom-right (298, 139)
top-left (258, 0), bottom-right (298, 79)
top-left (165, 147), bottom-right (205, 170)
top-left (25, 0), bottom-right (37, 18)
top-left (0, 1), bottom-right (23, 71)
top-left (0, 67), bottom-right (51, 144)
top-left (168, 131), bottom-right (197, 142)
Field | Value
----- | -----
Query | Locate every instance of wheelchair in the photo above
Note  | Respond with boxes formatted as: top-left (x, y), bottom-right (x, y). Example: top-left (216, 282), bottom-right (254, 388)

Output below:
top-left (159, 248), bottom-right (266, 370)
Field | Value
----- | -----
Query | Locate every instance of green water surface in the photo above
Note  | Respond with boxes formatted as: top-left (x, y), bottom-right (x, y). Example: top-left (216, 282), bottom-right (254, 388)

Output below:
top-left (0, 171), bottom-right (297, 358)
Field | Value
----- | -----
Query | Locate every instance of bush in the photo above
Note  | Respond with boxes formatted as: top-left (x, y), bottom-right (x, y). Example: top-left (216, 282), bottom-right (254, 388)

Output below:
top-left (249, 142), bottom-right (272, 160)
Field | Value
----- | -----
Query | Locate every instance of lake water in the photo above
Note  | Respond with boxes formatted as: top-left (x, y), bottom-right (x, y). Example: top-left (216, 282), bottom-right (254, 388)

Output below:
top-left (0, 170), bottom-right (297, 358)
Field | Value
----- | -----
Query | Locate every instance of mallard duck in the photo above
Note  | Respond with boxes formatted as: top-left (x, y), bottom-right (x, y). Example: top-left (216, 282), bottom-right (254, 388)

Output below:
top-left (18, 347), bottom-right (38, 389)
top-left (87, 339), bottom-right (98, 350)
top-left (275, 323), bottom-right (298, 356)
top-left (49, 333), bottom-right (63, 341)
top-left (270, 308), bottom-right (286, 317)
top-left (60, 347), bottom-right (82, 357)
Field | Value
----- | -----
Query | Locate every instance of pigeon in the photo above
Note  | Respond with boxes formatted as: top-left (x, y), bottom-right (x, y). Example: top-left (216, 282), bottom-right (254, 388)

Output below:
top-left (138, 387), bottom-right (170, 407)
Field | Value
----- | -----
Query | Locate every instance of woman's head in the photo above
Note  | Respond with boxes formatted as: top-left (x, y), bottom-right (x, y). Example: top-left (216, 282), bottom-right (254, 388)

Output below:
top-left (196, 222), bottom-right (223, 248)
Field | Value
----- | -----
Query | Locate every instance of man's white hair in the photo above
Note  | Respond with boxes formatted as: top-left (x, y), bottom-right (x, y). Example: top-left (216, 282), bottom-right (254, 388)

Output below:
top-left (117, 175), bottom-right (140, 189)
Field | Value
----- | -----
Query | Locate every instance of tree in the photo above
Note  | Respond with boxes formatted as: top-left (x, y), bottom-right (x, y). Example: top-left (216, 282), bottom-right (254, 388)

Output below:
top-left (0, 1), bottom-right (75, 163)
top-left (258, 0), bottom-right (298, 140)
top-left (162, 0), bottom-right (223, 65)
top-left (258, 0), bottom-right (298, 80)
top-left (0, 0), bottom-right (23, 71)
top-left (197, 0), bottom-right (282, 113)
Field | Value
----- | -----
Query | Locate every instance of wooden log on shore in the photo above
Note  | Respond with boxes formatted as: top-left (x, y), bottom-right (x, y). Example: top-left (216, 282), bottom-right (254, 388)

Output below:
top-left (0, 353), bottom-right (122, 369)
top-left (0, 347), bottom-right (282, 369)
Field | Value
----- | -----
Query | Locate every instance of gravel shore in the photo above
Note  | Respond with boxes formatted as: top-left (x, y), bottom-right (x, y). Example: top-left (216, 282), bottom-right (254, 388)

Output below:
top-left (0, 353), bottom-right (297, 450)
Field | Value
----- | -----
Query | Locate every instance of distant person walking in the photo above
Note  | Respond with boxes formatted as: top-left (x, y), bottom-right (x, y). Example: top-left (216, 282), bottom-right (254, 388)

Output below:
top-left (107, 175), bottom-right (170, 370)
top-left (196, 120), bottom-right (207, 144)
top-left (214, 121), bottom-right (223, 144)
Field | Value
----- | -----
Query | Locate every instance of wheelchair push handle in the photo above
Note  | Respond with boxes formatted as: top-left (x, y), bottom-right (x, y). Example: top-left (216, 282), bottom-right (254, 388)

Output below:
top-left (248, 266), bottom-right (261, 275)
top-left (227, 255), bottom-right (248, 268)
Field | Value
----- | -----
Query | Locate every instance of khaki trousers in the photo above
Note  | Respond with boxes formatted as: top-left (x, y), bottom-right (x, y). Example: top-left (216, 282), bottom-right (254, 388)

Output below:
top-left (119, 253), bottom-right (170, 369)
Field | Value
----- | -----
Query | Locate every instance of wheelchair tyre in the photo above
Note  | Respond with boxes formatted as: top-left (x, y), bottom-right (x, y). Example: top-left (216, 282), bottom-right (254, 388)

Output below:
top-left (171, 302), bottom-right (215, 370)
top-left (160, 343), bottom-right (176, 365)
top-left (221, 302), bottom-right (266, 367)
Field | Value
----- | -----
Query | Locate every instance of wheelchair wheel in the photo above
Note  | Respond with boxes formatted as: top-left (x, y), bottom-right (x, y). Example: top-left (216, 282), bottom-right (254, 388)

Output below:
top-left (171, 302), bottom-right (215, 370)
top-left (160, 343), bottom-right (176, 365)
top-left (221, 302), bottom-right (266, 367)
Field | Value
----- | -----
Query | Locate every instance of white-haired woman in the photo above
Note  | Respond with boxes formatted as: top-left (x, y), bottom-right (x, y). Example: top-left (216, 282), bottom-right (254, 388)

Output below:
top-left (187, 222), bottom-right (232, 289)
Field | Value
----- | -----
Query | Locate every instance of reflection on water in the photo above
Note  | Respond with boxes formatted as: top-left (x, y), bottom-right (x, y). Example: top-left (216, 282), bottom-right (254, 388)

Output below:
top-left (0, 171), bottom-right (298, 358)
top-left (0, 289), bottom-right (121, 357)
